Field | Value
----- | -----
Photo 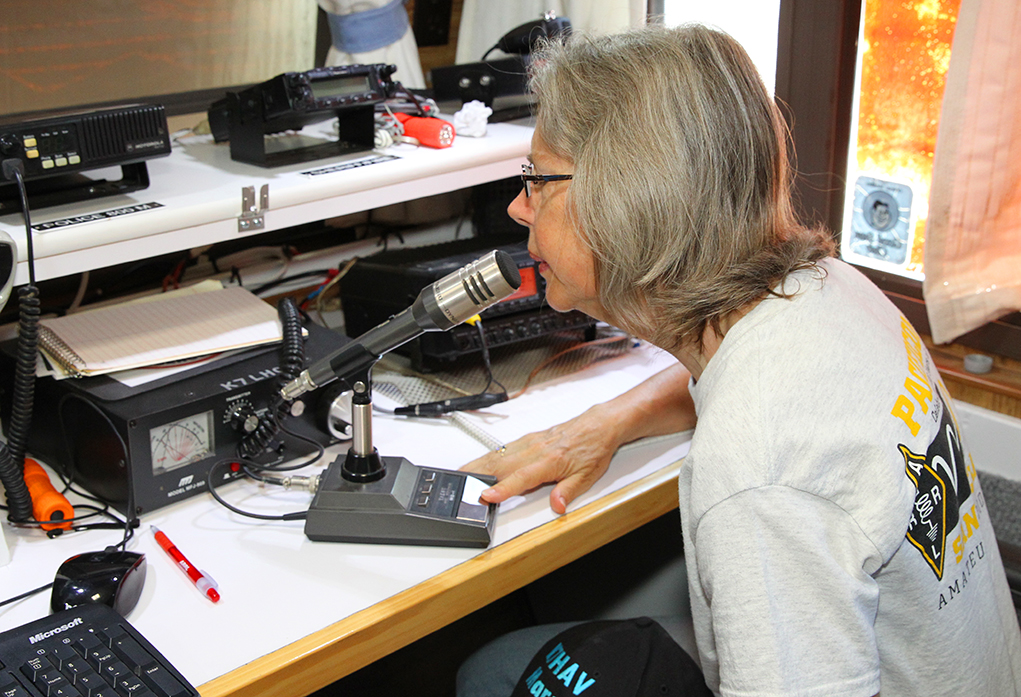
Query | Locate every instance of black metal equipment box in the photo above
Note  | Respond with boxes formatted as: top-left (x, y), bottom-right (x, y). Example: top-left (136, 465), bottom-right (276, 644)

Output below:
top-left (1, 323), bottom-right (347, 517)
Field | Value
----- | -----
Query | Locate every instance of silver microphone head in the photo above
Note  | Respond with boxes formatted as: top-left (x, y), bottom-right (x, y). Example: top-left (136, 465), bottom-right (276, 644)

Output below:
top-left (429, 250), bottom-right (521, 329)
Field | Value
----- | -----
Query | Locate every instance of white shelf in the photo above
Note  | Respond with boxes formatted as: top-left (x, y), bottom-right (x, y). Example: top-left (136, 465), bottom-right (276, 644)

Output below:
top-left (0, 122), bottom-right (533, 284)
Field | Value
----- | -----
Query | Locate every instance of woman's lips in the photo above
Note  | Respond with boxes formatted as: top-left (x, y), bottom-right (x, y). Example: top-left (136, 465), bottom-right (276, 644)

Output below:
top-left (529, 251), bottom-right (549, 274)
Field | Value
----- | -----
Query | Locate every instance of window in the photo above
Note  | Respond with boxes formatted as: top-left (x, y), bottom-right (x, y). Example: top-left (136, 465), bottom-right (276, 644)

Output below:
top-left (776, 0), bottom-right (1021, 361)
top-left (841, 0), bottom-right (960, 279)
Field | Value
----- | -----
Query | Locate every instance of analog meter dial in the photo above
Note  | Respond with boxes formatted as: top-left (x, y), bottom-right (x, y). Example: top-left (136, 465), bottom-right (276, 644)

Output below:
top-left (149, 411), bottom-right (214, 474)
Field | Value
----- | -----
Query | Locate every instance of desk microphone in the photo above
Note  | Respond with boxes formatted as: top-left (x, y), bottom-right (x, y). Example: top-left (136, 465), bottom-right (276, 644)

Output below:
top-left (281, 249), bottom-right (521, 400)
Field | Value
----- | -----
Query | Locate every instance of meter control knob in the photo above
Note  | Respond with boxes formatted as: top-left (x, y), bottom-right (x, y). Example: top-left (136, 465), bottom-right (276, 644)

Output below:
top-left (227, 402), bottom-right (260, 433)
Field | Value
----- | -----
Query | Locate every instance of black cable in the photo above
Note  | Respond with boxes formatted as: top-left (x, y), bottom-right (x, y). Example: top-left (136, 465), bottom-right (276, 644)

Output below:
top-left (205, 458), bottom-right (308, 521)
top-left (238, 297), bottom-right (305, 459)
top-left (0, 582), bottom-right (53, 609)
top-left (475, 319), bottom-right (507, 395)
top-left (0, 160), bottom-right (40, 523)
top-left (248, 269), bottom-right (332, 296)
top-left (393, 318), bottom-right (508, 417)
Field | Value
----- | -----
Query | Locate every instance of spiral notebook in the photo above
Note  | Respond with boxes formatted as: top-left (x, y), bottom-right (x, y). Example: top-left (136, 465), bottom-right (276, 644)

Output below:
top-left (38, 286), bottom-right (284, 378)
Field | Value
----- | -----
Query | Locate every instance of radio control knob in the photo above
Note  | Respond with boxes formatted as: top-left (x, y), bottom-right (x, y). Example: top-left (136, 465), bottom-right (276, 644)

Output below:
top-left (227, 402), bottom-right (259, 433)
top-left (0, 134), bottom-right (19, 156)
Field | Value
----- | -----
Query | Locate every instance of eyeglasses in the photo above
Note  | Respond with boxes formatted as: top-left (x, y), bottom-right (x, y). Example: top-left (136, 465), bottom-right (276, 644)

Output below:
top-left (520, 163), bottom-right (573, 197)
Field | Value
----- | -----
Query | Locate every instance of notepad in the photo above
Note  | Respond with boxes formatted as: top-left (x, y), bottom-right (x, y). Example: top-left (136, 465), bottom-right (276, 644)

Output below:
top-left (38, 286), bottom-right (283, 378)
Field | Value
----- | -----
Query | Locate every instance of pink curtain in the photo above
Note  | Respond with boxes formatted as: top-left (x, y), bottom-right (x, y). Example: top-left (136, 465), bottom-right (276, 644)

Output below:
top-left (923, 0), bottom-right (1021, 344)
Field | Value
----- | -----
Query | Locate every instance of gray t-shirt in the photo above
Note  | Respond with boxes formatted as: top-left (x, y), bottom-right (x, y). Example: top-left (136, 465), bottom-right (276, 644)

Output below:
top-left (681, 258), bottom-right (1021, 696)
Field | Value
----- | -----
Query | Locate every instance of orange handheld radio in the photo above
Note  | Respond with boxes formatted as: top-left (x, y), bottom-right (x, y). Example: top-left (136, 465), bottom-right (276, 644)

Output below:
top-left (23, 458), bottom-right (74, 531)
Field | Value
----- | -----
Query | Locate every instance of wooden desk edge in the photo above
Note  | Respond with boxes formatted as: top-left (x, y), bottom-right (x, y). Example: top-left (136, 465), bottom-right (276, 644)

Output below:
top-left (198, 459), bottom-right (684, 697)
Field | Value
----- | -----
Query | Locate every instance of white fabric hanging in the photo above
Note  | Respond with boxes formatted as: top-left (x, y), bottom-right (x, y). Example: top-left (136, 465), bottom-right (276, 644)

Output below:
top-left (455, 0), bottom-right (645, 65)
top-left (318, 0), bottom-right (426, 89)
top-left (923, 0), bottom-right (1021, 344)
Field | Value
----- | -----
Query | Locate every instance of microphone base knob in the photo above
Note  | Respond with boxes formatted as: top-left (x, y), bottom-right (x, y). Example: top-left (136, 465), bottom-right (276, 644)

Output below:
top-left (341, 448), bottom-right (387, 483)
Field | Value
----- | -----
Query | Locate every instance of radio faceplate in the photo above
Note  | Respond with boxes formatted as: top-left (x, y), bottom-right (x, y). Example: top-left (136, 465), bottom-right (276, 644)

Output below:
top-left (264, 64), bottom-right (397, 119)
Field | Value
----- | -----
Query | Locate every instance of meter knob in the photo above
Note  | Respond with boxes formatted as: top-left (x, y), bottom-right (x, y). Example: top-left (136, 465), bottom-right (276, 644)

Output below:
top-left (226, 401), bottom-right (260, 433)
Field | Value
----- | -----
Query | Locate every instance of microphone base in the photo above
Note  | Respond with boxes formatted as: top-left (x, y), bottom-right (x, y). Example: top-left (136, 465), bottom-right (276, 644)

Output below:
top-left (341, 448), bottom-right (386, 483)
top-left (305, 455), bottom-right (497, 548)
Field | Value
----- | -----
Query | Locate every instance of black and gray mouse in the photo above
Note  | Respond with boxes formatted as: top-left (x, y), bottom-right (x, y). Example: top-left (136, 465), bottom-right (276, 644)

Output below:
top-left (51, 549), bottom-right (146, 616)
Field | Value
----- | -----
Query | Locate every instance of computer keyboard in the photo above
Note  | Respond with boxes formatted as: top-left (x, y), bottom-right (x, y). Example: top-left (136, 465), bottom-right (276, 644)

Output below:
top-left (0, 603), bottom-right (198, 697)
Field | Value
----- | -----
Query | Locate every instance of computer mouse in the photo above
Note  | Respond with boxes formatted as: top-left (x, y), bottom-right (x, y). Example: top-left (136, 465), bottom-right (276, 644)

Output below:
top-left (51, 549), bottom-right (146, 616)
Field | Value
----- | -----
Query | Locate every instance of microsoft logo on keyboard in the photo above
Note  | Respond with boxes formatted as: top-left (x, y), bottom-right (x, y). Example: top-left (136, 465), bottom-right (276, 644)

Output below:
top-left (29, 616), bottom-right (84, 644)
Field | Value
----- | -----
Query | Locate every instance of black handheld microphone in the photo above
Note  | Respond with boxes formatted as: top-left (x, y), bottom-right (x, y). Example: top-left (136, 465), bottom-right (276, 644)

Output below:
top-left (281, 249), bottom-right (521, 400)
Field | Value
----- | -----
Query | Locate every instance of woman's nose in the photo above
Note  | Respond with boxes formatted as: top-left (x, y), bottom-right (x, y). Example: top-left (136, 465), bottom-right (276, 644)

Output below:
top-left (507, 188), bottom-right (532, 228)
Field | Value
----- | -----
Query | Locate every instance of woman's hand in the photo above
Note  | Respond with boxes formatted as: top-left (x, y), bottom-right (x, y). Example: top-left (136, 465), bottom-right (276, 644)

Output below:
top-left (461, 363), bottom-right (696, 514)
top-left (461, 404), bottom-right (623, 514)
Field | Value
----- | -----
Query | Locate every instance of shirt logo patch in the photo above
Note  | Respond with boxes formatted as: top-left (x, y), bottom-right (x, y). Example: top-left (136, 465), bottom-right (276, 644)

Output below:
top-left (900, 400), bottom-right (970, 580)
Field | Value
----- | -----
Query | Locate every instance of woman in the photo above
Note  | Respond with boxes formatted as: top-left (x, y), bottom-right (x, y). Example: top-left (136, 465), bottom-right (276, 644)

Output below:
top-left (458, 23), bottom-right (1021, 697)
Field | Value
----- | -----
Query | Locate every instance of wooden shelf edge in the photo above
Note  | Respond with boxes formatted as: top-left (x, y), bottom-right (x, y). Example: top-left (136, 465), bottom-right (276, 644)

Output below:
top-left (198, 460), bottom-right (683, 697)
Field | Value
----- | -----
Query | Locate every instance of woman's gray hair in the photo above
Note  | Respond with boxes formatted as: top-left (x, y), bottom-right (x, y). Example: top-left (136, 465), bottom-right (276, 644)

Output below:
top-left (529, 23), bottom-right (835, 349)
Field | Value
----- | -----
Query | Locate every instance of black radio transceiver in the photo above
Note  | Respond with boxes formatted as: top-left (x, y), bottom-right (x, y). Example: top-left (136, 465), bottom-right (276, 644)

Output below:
top-left (208, 64), bottom-right (397, 167)
top-left (0, 104), bottom-right (171, 212)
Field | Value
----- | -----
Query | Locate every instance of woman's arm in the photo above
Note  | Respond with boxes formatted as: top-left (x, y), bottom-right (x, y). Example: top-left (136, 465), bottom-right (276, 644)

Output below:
top-left (460, 362), bottom-right (696, 514)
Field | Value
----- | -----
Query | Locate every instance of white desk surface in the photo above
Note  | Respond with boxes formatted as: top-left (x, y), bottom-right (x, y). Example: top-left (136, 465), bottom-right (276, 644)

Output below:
top-left (0, 121), bottom-right (533, 285)
top-left (0, 341), bottom-right (689, 693)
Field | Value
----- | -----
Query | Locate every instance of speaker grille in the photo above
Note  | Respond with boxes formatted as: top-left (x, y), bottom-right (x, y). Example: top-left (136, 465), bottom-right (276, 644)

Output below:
top-left (79, 105), bottom-right (167, 160)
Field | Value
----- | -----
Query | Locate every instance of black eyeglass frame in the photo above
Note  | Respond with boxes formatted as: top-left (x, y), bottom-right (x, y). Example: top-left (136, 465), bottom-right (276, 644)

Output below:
top-left (520, 163), bottom-right (573, 197)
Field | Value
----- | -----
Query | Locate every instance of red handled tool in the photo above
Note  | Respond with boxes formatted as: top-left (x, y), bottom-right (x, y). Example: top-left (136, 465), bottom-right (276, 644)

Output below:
top-left (394, 113), bottom-right (455, 148)
top-left (23, 458), bottom-right (74, 531)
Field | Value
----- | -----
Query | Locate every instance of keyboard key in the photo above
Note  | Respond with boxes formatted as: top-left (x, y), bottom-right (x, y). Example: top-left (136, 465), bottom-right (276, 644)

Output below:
top-left (73, 636), bottom-right (102, 658)
top-left (139, 664), bottom-right (189, 697)
top-left (60, 656), bottom-right (92, 681)
top-left (85, 647), bottom-right (116, 673)
top-left (109, 637), bottom-right (155, 675)
top-left (1, 677), bottom-right (33, 697)
top-left (99, 662), bottom-right (130, 684)
top-left (72, 671), bottom-right (109, 697)
top-left (114, 674), bottom-right (155, 697)
top-left (21, 656), bottom-right (50, 682)
top-left (34, 668), bottom-right (76, 696)
top-left (49, 645), bottom-right (80, 672)
top-left (49, 683), bottom-right (83, 697)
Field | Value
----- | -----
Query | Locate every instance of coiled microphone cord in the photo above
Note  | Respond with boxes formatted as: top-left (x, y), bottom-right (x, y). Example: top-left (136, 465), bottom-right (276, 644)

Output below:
top-left (236, 297), bottom-right (305, 459)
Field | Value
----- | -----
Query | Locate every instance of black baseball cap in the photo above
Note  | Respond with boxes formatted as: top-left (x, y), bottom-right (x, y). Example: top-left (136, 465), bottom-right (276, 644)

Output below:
top-left (511, 617), bottom-right (712, 697)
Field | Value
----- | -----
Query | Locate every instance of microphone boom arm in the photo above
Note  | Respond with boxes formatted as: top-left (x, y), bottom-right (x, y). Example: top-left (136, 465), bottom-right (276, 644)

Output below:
top-left (281, 249), bottom-right (522, 401)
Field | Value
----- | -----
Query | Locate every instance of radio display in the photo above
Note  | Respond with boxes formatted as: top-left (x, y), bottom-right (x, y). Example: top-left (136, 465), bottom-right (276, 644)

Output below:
top-left (500, 266), bottom-right (538, 303)
top-left (310, 75), bottom-right (372, 100)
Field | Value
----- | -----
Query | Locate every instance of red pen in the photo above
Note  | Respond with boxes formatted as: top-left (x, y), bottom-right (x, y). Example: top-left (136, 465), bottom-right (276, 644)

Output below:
top-left (151, 525), bottom-right (220, 602)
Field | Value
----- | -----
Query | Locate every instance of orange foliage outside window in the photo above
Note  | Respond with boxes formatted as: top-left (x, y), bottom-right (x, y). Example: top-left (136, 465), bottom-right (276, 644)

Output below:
top-left (856, 0), bottom-right (960, 272)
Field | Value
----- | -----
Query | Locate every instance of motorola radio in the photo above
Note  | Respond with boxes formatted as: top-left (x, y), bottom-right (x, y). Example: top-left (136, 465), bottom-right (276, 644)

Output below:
top-left (0, 104), bottom-right (171, 212)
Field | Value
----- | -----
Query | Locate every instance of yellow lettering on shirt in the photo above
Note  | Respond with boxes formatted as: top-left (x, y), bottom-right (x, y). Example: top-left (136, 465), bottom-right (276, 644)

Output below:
top-left (891, 317), bottom-right (932, 436)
